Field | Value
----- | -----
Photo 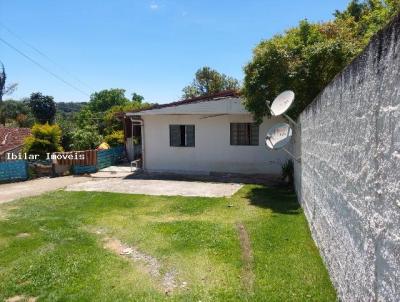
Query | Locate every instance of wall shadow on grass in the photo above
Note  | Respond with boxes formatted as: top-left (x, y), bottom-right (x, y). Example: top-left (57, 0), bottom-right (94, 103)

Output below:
top-left (245, 186), bottom-right (300, 215)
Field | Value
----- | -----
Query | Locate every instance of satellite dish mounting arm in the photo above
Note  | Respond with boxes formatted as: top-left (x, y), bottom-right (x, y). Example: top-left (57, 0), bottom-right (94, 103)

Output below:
top-left (265, 136), bottom-right (301, 163)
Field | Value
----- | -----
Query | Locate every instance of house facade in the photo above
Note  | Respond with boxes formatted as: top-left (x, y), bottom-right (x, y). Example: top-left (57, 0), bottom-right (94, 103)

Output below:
top-left (124, 92), bottom-right (290, 176)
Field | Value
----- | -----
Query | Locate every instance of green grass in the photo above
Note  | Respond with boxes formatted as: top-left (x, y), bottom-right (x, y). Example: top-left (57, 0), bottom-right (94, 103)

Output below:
top-left (0, 185), bottom-right (336, 301)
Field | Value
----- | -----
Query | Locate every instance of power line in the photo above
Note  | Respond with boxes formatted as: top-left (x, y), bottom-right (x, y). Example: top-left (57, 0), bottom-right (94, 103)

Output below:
top-left (0, 37), bottom-right (90, 97)
top-left (0, 22), bottom-right (94, 91)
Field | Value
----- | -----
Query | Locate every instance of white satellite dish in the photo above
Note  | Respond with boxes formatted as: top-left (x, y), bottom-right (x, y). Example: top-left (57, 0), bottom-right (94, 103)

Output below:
top-left (265, 123), bottom-right (293, 150)
top-left (270, 90), bottom-right (295, 116)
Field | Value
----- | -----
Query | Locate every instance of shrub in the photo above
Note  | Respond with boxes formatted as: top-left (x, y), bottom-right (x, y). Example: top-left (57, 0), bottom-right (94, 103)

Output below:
top-left (281, 159), bottom-right (294, 189)
top-left (70, 126), bottom-right (103, 151)
top-left (104, 130), bottom-right (124, 147)
top-left (23, 123), bottom-right (63, 159)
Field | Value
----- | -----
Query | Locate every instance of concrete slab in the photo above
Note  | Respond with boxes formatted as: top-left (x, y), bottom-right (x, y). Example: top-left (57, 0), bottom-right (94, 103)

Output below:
top-left (65, 178), bottom-right (243, 197)
top-left (0, 176), bottom-right (93, 204)
top-left (90, 165), bottom-right (136, 179)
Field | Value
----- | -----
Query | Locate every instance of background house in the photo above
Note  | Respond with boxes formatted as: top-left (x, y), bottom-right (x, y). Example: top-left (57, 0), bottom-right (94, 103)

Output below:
top-left (0, 127), bottom-right (32, 161)
top-left (123, 91), bottom-right (290, 176)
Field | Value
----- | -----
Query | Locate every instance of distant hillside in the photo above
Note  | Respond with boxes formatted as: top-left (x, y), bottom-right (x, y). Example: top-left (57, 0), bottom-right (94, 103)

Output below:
top-left (56, 102), bottom-right (86, 116)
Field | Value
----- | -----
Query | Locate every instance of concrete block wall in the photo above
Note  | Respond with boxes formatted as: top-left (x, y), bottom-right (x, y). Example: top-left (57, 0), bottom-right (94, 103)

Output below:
top-left (0, 160), bottom-right (28, 183)
top-left (294, 14), bottom-right (400, 301)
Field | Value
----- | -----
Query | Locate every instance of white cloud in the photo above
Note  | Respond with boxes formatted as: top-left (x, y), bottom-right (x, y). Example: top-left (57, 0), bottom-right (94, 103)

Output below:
top-left (150, 3), bottom-right (159, 10)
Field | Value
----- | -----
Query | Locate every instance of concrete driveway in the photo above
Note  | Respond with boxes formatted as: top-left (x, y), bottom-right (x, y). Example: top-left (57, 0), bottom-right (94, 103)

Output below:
top-left (65, 178), bottom-right (243, 197)
top-left (0, 176), bottom-right (92, 204)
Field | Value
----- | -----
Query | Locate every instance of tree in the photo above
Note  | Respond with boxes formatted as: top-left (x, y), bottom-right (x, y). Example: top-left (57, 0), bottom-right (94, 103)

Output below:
top-left (182, 66), bottom-right (240, 99)
top-left (132, 92), bottom-right (144, 103)
top-left (242, 0), bottom-right (400, 123)
top-left (0, 99), bottom-right (34, 127)
top-left (56, 114), bottom-right (76, 151)
top-left (88, 89), bottom-right (130, 113)
top-left (104, 130), bottom-right (124, 147)
top-left (103, 101), bottom-right (151, 135)
top-left (70, 126), bottom-right (103, 151)
top-left (0, 63), bottom-right (18, 104)
top-left (23, 123), bottom-right (63, 159)
top-left (29, 92), bottom-right (56, 124)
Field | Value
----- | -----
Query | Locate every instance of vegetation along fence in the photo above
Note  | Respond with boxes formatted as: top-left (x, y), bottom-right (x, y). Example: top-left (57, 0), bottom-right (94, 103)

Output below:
top-left (0, 160), bottom-right (28, 183)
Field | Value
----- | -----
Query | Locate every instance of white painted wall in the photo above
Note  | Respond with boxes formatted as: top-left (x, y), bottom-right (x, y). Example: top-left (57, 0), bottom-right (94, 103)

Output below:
top-left (141, 114), bottom-right (289, 175)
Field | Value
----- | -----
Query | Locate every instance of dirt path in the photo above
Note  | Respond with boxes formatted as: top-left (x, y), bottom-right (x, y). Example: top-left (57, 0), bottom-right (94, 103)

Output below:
top-left (66, 178), bottom-right (242, 197)
top-left (0, 176), bottom-right (93, 204)
top-left (102, 236), bottom-right (186, 295)
top-left (236, 222), bottom-right (254, 292)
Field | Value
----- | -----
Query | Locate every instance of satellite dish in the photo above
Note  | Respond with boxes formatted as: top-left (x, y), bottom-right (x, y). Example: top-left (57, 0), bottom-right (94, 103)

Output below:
top-left (270, 90), bottom-right (295, 116)
top-left (265, 123), bottom-right (293, 150)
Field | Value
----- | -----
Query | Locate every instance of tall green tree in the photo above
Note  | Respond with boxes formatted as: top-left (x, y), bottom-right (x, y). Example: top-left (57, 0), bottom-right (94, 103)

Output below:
top-left (131, 92), bottom-right (144, 103)
top-left (103, 97), bottom-right (151, 135)
top-left (182, 66), bottom-right (240, 99)
top-left (243, 0), bottom-right (400, 123)
top-left (88, 89), bottom-right (130, 113)
top-left (29, 92), bottom-right (57, 124)
top-left (0, 99), bottom-right (34, 127)
top-left (0, 62), bottom-right (18, 104)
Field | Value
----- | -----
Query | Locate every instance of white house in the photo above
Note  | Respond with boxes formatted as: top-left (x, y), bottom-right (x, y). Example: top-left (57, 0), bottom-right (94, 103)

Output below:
top-left (123, 91), bottom-right (290, 176)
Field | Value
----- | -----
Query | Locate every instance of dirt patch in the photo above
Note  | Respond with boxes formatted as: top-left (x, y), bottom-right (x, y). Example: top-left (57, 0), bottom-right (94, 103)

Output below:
top-left (16, 233), bottom-right (31, 238)
top-left (0, 206), bottom-right (19, 221)
top-left (236, 222), bottom-right (254, 291)
top-left (66, 178), bottom-right (242, 197)
top-left (103, 237), bottom-right (185, 294)
top-left (6, 296), bottom-right (37, 302)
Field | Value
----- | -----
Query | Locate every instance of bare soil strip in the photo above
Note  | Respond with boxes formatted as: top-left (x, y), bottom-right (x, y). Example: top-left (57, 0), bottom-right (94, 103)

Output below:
top-left (236, 222), bottom-right (254, 291)
top-left (5, 296), bottom-right (37, 302)
top-left (102, 236), bottom-right (185, 294)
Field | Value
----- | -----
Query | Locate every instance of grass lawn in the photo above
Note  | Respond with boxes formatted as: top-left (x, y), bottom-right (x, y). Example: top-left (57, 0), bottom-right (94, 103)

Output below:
top-left (0, 185), bottom-right (336, 301)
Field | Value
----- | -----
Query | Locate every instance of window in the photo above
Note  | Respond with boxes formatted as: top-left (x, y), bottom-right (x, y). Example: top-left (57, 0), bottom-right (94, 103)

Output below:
top-left (230, 123), bottom-right (259, 145)
top-left (169, 125), bottom-right (195, 147)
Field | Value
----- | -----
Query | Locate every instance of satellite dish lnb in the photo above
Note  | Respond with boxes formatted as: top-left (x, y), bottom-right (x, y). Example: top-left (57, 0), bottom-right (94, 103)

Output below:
top-left (265, 123), bottom-right (293, 150)
top-left (270, 90), bottom-right (295, 116)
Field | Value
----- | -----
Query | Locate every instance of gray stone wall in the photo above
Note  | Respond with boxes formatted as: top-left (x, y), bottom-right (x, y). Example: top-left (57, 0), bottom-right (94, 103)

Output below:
top-left (294, 14), bottom-right (400, 301)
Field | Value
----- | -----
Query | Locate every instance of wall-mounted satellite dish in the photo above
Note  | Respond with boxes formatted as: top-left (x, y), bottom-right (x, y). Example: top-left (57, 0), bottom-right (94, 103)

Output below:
top-left (265, 123), bottom-right (293, 150)
top-left (266, 90), bottom-right (297, 126)
top-left (265, 122), bottom-right (300, 162)
top-left (264, 90), bottom-right (300, 162)
top-left (270, 90), bottom-right (295, 116)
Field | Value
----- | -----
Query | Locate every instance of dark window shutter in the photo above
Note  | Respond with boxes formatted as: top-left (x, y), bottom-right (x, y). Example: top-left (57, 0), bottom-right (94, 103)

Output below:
top-left (230, 123), bottom-right (238, 145)
top-left (186, 125), bottom-right (195, 147)
top-left (170, 125), bottom-right (181, 146)
top-left (250, 124), bottom-right (259, 145)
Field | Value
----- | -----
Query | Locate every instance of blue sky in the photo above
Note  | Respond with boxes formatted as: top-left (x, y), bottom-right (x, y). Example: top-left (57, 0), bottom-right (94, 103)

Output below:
top-left (0, 0), bottom-right (349, 104)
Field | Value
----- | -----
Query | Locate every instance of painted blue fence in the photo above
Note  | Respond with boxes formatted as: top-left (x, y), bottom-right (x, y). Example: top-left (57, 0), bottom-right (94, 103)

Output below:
top-left (0, 160), bottom-right (28, 183)
top-left (72, 146), bottom-right (125, 175)
top-left (71, 165), bottom-right (97, 175)
top-left (97, 146), bottom-right (125, 170)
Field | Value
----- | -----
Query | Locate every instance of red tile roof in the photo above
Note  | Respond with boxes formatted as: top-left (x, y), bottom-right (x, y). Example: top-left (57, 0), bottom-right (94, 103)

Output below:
top-left (121, 90), bottom-right (241, 117)
top-left (0, 127), bottom-right (32, 155)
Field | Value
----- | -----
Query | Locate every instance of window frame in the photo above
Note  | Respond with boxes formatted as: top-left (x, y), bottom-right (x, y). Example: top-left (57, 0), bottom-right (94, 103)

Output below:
top-left (230, 123), bottom-right (259, 146)
top-left (169, 124), bottom-right (195, 147)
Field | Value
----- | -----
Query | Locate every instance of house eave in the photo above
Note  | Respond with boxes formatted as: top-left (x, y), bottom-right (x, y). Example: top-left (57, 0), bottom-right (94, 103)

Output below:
top-left (126, 97), bottom-right (249, 116)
